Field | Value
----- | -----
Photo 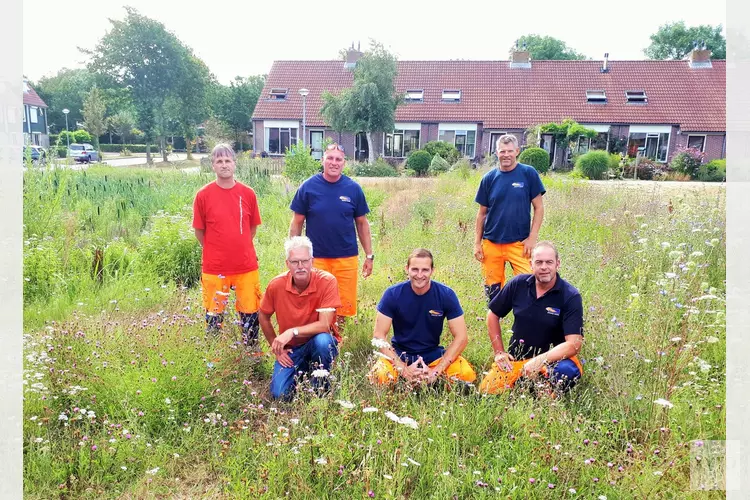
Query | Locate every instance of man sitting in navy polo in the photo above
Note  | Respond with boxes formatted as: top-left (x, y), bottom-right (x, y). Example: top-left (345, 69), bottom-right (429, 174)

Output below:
top-left (479, 241), bottom-right (584, 394)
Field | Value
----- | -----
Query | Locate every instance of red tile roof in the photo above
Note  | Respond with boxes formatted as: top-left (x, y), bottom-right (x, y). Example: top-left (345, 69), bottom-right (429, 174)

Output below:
top-left (252, 59), bottom-right (725, 132)
top-left (23, 80), bottom-right (48, 108)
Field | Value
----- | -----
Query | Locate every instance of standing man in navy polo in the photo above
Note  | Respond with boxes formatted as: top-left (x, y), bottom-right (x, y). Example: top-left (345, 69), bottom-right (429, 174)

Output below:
top-left (289, 143), bottom-right (374, 325)
top-left (474, 134), bottom-right (545, 304)
top-left (479, 241), bottom-right (584, 394)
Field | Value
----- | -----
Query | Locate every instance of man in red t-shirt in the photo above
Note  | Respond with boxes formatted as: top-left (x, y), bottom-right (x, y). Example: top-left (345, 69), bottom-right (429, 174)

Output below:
top-left (259, 236), bottom-right (341, 400)
top-left (192, 143), bottom-right (262, 346)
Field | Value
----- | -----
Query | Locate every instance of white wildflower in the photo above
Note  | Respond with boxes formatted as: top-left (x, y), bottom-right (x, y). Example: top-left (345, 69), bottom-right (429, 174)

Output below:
top-left (311, 369), bottom-right (330, 378)
top-left (362, 407), bottom-right (379, 413)
top-left (314, 457), bottom-right (328, 465)
top-left (335, 400), bottom-right (355, 409)
top-left (371, 338), bottom-right (391, 349)
top-left (654, 398), bottom-right (674, 409)
top-left (145, 467), bottom-right (160, 475)
top-left (407, 458), bottom-right (421, 466)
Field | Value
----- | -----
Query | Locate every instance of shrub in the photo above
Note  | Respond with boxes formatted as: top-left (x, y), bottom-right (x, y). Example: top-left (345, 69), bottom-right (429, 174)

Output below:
top-left (352, 158), bottom-right (398, 177)
top-left (517, 147), bottom-right (550, 174)
top-left (422, 140), bottom-right (460, 165)
top-left (670, 147), bottom-right (705, 178)
top-left (55, 146), bottom-right (68, 158)
top-left (451, 158), bottom-right (473, 180)
top-left (283, 142), bottom-right (321, 184)
top-left (404, 168), bottom-right (417, 177)
top-left (406, 150), bottom-right (432, 176)
top-left (696, 159), bottom-right (726, 182)
top-left (575, 150), bottom-right (610, 179)
top-left (428, 154), bottom-right (450, 175)
top-left (623, 158), bottom-right (658, 180)
top-left (121, 148), bottom-right (132, 157)
top-left (99, 144), bottom-right (152, 153)
top-left (59, 129), bottom-right (93, 145)
top-left (137, 212), bottom-right (202, 287)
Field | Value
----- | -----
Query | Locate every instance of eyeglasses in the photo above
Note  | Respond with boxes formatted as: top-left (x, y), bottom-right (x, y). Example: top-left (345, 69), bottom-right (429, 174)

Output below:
top-left (326, 143), bottom-right (345, 153)
top-left (287, 258), bottom-right (312, 267)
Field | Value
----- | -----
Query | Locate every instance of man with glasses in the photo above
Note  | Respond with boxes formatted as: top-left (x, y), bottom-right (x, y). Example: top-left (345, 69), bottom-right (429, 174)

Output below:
top-left (193, 143), bottom-right (262, 347)
top-left (259, 236), bottom-right (341, 400)
top-left (289, 142), bottom-right (374, 324)
top-left (474, 134), bottom-right (545, 304)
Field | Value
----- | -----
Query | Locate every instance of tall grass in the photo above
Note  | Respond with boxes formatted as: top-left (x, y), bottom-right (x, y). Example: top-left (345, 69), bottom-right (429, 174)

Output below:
top-left (23, 168), bottom-right (726, 498)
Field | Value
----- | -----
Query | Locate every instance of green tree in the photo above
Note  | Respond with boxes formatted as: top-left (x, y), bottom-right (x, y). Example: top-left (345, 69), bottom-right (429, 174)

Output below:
top-left (644, 22), bottom-right (726, 60)
top-left (515, 35), bottom-right (587, 60)
top-left (167, 56), bottom-right (214, 159)
top-left (82, 87), bottom-right (108, 150)
top-left (539, 119), bottom-right (597, 167)
top-left (321, 41), bottom-right (400, 163)
top-left (33, 68), bottom-right (97, 133)
top-left (107, 109), bottom-right (137, 144)
top-left (86, 7), bottom-right (193, 164)
top-left (209, 75), bottom-right (265, 151)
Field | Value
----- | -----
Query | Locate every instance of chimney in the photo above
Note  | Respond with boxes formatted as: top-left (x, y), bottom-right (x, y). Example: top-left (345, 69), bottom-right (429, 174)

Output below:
top-left (688, 40), bottom-right (712, 68)
top-left (509, 40), bottom-right (531, 69)
top-left (601, 52), bottom-right (609, 73)
top-left (344, 42), bottom-right (363, 70)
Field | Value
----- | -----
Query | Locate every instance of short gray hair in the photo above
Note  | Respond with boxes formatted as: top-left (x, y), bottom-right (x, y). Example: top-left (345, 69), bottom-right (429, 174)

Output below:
top-left (211, 143), bottom-right (236, 163)
top-left (532, 240), bottom-right (559, 260)
top-left (495, 134), bottom-right (519, 151)
top-left (284, 236), bottom-right (314, 260)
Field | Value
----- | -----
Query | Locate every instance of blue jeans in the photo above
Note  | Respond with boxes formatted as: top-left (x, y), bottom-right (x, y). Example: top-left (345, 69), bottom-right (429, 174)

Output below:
top-left (270, 333), bottom-right (338, 400)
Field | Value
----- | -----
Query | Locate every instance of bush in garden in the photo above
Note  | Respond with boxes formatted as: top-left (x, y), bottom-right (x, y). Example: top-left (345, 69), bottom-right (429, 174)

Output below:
top-left (574, 150), bottom-right (610, 179)
top-left (696, 159), bottom-right (726, 182)
top-left (670, 147), bottom-right (705, 178)
top-left (517, 147), bottom-right (550, 174)
top-left (623, 158), bottom-right (658, 180)
top-left (406, 150), bottom-right (432, 176)
top-left (137, 212), bottom-right (202, 287)
top-left (283, 142), bottom-right (321, 184)
top-left (422, 140), bottom-right (461, 165)
top-left (428, 154), bottom-right (450, 175)
top-left (352, 158), bottom-right (398, 177)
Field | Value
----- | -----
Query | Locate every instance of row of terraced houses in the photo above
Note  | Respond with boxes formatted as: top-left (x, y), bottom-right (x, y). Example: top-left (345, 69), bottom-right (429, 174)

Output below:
top-left (251, 46), bottom-right (726, 165)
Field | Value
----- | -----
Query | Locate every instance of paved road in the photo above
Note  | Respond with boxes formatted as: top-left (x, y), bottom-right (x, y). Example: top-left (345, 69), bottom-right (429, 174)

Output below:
top-left (103, 152), bottom-right (207, 166)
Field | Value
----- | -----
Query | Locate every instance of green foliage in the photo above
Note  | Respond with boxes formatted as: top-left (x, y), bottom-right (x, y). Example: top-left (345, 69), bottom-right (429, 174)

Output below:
top-left (350, 158), bottom-right (398, 177)
top-left (670, 147), bottom-right (705, 178)
top-left (137, 212), bottom-right (201, 287)
top-left (539, 119), bottom-right (598, 166)
top-left (517, 147), bottom-right (550, 173)
top-left (515, 34), bottom-right (587, 60)
top-left (59, 129), bottom-right (93, 145)
top-left (428, 154), bottom-right (450, 175)
top-left (575, 150), bottom-right (610, 179)
top-left (208, 75), bottom-right (264, 148)
top-left (623, 157), bottom-right (659, 180)
top-left (99, 144), bottom-right (151, 153)
top-left (451, 158), bottom-right (473, 179)
top-left (696, 159), bottom-right (726, 182)
top-left (406, 150), bottom-right (432, 176)
top-left (82, 87), bottom-right (108, 149)
top-left (107, 109), bottom-right (137, 144)
top-left (644, 21), bottom-right (726, 60)
top-left (283, 141), bottom-right (321, 184)
top-left (33, 68), bottom-right (97, 133)
top-left (422, 140), bottom-right (460, 165)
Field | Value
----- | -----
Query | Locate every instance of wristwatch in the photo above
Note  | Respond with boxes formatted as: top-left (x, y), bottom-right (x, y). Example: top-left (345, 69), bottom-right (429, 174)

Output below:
top-left (292, 328), bottom-right (299, 337)
top-left (366, 254), bottom-right (375, 260)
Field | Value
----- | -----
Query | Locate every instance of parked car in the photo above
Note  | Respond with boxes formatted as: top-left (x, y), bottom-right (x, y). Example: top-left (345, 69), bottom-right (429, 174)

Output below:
top-left (24, 145), bottom-right (47, 164)
top-left (68, 143), bottom-right (99, 163)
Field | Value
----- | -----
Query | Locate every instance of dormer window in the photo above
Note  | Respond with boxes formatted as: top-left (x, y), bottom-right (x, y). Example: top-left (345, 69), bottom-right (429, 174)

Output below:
top-left (405, 90), bottom-right (424, 102)
top-left (269, 88), bottom-right (288, 100)
top-left (442, 90), bottom-right (461, 103)
top-left (626, 90), bottom-right (647, 104)
top-left (586, 90), bottom-right (607, 103)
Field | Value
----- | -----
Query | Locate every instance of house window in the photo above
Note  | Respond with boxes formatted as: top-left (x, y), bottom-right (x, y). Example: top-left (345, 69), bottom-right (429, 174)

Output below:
top-left (385, 129), bottom-right (420, 157)
top-left (30, 106), bottom-right (38, 123)
top-left (439, 129), bottom-right (475, 157)
top-left (269, 88), bottom-right (288, 100)
top-left (265, 127), bottom-right (298, 154)
top-left (626, 90), bottom-right (647, 103)
top-left (687, 135), bottom-right (706, 152)
top-left (627, 132), bottom-right (670, 162)
top-left (489, 132), bottom-right (508, 155)
top-left (586, 90), bottom-right (607, 103)
top-left (405, 90), bottom-right (423, 102)
top-left (32, 133), bottom-right (41, 146)
top-left (576, 132), bottom-right (609, 154)
top-left (441, 90), bottom-right (461, 103)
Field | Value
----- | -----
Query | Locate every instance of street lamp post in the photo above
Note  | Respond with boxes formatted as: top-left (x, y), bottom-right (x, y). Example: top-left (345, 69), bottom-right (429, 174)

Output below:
top-left (62, 108), bottom-right (70, 163)
top-left (299, 88), bottom-right (309, 149)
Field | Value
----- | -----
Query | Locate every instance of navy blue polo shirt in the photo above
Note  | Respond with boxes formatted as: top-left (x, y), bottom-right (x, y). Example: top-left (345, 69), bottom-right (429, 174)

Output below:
top-left (377, 280), bottom-right (463, 355)
top-left (488, 273), bottom-right (583, 360)
top-left (474, 163), bottom-right (545, 244)
top-left (290, 173), bottom-right (370, 258)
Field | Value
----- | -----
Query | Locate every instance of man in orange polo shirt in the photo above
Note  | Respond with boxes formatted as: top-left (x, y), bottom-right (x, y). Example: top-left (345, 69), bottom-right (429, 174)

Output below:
top-left (474, 134), bottom-right (545, 304)
top-left (289, 143), bottom-right (373, 324)
top-left (259, 236), bottom-right (341, 400)
top-left (193, 143), bottom-right (262, 346)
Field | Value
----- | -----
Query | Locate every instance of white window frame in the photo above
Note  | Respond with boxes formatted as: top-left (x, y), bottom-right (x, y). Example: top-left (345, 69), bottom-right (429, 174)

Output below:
top-left (441, 90), bottom-right (461, 103)
top-left (438, 124), bottom-right (477, 157)
top-left (269, 88), bottom-right (288, 100)
top-left (625, 90), bottom-right (648, 103)
top-left (30, 106), bottom-right (38, 123)
top-left (264, 125), bottom-right (298, 154)
top-left (488, 131), bottom-right (509, 155)
top-left (383, 126), bottom-right (421, 157)
top-left (404, 90), bottom-right (424, 102)
top-left (686, 134), bottom-right (707, 152)
top-left (586, 90), bottom-right (607, 103)
top-left (628, 131), bottom-right (671, 163)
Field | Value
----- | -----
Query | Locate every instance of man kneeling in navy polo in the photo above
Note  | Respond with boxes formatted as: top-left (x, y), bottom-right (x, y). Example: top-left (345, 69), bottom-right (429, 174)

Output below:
top-left (479, 241), bottom-right (584, 394)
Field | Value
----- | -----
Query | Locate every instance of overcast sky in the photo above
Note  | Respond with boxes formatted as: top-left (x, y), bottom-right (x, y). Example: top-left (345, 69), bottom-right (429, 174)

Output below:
top-left (23, 0), bottom-right (726, 85)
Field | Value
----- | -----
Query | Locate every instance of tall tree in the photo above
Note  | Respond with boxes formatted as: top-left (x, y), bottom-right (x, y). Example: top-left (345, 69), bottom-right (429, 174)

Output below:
top-left (321, 41), bottom-right (400, 163)
top-left (33, 68), bottom-right (97, 133)
top-left (515, 35), bottom-right (587, 60)
top-left (86, 7), bottom-right (192, 164)
top-left (107, 109), bottom-right (137, 144)
top-left (167, 55), bottom-right (214, 159)
top-left (209, 75), bottom-right (265, 151)
top-left (644, 22), bottom-right (726, 60)
top-left (82, 87), bottom-right (108, 150)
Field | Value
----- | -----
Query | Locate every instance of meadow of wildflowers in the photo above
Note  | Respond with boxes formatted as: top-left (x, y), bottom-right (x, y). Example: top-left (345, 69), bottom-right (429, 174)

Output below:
top-left (23, 165), bottom-right (726, 498)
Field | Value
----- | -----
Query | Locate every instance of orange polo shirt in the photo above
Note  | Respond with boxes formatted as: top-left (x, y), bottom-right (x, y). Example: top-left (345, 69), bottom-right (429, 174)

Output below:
top-left (260, 268), bottom-right (342, 347)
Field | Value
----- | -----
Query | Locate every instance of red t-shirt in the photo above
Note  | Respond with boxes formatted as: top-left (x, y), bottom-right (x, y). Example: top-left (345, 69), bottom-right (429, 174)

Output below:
top-left (192, 181), bottom-right (262, 275)
top-left (260, 269), bottom-right (342, 347)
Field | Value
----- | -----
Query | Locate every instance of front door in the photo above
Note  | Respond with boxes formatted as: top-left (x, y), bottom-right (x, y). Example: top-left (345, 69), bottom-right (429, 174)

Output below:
top-left (540, 134), bottom-right (556, 165)
top-left (310, 131), bottom-right (324, 160)
top-left (355, 132), bottom-right (369, 161)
